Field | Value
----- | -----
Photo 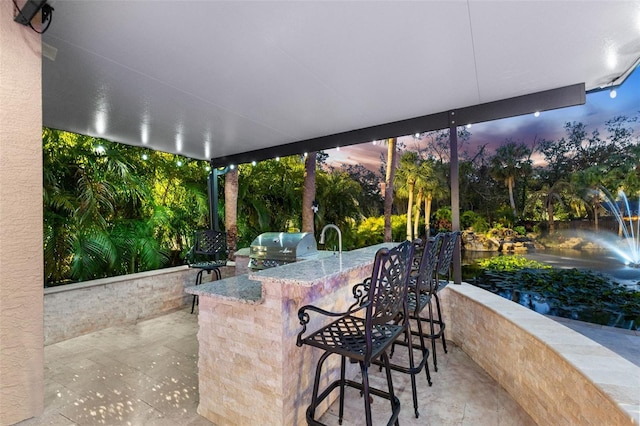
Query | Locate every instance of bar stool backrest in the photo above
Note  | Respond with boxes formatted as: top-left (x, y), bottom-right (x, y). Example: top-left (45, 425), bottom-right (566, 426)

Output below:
top-left (368, 240), bottom-right (414, 328)
top-left (190, 230), bottom-right (227, 264)
top-left (414, 233), bottom-right (443, 296)
top-left (435, 231), bottom-right (460, 281)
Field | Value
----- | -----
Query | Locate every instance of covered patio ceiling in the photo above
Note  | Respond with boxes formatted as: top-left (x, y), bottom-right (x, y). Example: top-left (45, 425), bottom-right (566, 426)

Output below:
top-left (42, 1), bottom-right (640, 167)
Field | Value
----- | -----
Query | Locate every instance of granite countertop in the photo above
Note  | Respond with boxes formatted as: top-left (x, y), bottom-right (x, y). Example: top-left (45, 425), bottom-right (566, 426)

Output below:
top-left (249, 243), bottom-right (392, 287)
top-left (186, 242), bottom-right (395, 302)
top-left (186, 275), bottom-right (262, 304)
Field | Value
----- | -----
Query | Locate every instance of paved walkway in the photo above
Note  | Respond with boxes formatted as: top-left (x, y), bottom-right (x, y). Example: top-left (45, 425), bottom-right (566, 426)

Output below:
top-left (18, 309), bottom-right (637, 426)
top-left (19, 308), bottom-right (537, 426)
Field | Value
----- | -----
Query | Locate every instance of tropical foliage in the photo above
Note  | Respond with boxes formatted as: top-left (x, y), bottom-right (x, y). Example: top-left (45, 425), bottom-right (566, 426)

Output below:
top-left (43, 128), bottom-right (210, 286)
top-left (43, 111), bottom-right (640, 287)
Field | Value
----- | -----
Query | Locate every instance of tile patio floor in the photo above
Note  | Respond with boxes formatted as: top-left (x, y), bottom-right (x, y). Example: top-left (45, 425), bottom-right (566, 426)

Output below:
top-left (18, 308), bottom-right (637, 426)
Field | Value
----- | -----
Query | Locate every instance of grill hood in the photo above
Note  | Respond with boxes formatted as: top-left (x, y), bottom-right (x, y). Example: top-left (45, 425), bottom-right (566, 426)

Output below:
top-left (249, 232), bottom-right (317, 269)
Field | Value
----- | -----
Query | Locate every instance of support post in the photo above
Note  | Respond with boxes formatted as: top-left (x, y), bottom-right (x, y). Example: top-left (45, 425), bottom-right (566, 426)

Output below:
top-left (449, 113), bottom-right (462, 284)
top-left (208, 163), bottom-right (229, 231)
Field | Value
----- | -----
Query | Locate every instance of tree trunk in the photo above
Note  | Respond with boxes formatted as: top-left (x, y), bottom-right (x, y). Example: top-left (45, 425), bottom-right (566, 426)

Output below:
top-left (224, 168), bottom-right (239, 260)
top-left (507, 176), bottom-right (517, 217)
top-left (384, 138), bottom-right (397, 242)
top-left (413, 190), bottom-right (423, 240)
top-left (425, 193), bottom-right (433, 238)
top-left (302, 153), bottom-right (316, 234)
top-left (406, 180), bottom-right (415, 241)
top-left (547, 198), bottom-right (555, 234)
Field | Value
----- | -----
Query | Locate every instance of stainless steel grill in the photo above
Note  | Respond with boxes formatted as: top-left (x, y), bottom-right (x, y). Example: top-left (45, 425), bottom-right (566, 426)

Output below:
top-left (249, 232), bottom-right (317, 270)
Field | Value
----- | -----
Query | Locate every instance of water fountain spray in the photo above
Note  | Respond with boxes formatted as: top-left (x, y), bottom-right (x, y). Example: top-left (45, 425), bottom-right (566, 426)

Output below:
top-left (599, 188), bottom-right (640, 268)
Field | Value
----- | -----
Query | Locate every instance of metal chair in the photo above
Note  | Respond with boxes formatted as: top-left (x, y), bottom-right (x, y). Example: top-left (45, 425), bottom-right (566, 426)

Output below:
top-left (187, 230), bottom-right (227, 313)
top-left (296, 241), bottom-right (414, 426)
top-left (425, 231), bottom-right (460, 370)
top-left (373, 236), bottom-right (440, 418)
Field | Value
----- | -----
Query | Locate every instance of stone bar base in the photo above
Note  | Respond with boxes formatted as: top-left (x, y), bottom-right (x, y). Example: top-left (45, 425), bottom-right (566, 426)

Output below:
top-left (191, 245), bottom-right (389, 425)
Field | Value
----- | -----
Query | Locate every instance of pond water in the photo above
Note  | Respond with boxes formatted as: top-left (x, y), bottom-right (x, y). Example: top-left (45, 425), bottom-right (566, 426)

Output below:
top-left (462, 249), bottom-right (640, 330)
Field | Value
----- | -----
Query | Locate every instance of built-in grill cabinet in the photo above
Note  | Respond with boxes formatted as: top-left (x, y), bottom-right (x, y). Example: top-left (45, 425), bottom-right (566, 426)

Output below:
top-left (249, 232), bottom-right (317, 270)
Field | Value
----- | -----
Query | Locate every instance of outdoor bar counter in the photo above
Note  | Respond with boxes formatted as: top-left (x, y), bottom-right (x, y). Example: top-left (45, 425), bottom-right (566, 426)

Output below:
top-left (187, 243), bottom-right (392, 425)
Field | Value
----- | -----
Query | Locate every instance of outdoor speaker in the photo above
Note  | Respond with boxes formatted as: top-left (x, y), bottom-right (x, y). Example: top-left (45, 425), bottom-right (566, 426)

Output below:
top-left (14, 0), bottom-right (47, 25)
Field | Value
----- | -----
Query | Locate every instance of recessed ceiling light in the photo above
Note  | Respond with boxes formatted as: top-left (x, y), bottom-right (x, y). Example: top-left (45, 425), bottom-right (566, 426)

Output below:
top-left (609, 89), bottom-right (617, 99)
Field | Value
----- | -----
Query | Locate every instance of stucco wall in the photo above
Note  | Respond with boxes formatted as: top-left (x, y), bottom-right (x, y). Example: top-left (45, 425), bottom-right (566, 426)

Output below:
top-left (440, 283), bottom-right (639, 425)
top-left (0, 2), bottom-right (45, 424)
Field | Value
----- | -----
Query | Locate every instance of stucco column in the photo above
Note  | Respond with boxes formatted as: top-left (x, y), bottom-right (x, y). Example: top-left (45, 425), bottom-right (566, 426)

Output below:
top-left (0, 2), bottom-right (44, 424)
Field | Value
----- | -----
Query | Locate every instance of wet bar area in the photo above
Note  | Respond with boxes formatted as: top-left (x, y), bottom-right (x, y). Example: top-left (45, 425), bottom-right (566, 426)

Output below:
top-left (187, 243), bottom-right (391, 425)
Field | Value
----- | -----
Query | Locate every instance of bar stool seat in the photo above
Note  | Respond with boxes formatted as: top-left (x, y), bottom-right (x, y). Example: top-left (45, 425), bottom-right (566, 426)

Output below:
top-left (297, 241), bottom-right (414, 426)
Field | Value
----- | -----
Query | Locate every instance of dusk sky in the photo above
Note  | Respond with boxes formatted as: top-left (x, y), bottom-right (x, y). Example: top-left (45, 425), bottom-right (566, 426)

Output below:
top-left (326, 66), bottom-right (640, 172)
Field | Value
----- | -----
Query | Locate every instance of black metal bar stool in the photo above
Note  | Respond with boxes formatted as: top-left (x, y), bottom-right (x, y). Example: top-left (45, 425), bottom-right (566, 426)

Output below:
top-left (296, 241), bottom-right (414, 426)
top-left (382, 235), bottom-right (440, 417)
top-left (187, 230), bottom-right (227, 313)
top-left (425, 231), bottom-right (459, 371)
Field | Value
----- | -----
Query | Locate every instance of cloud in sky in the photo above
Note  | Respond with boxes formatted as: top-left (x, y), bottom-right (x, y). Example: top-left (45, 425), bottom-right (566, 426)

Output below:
top-left (326, 66), bottom-right (640, 172)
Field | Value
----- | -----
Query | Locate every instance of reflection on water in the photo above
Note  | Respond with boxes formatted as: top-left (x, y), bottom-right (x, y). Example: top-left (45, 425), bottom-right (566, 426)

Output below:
top-left (463, 249), bottom-right (639, 330)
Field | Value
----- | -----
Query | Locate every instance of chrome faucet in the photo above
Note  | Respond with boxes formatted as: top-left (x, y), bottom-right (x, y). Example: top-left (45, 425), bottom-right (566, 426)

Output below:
top-left (319, 224), bottom-right (342, 254)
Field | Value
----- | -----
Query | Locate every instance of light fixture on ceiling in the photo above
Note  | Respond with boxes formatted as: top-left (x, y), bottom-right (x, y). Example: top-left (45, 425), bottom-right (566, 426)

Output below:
top-left (230, 164), bottom-right (236, 170)
top-left (142, 154), bottom-right (148, 161)
top-left (13, 0), bottom-right (54, 34)
top-left (609, 89), bottom-right (617, 99)
top-left (176, 160), bottom-right (183, 167)
top-left (275, 156), bottom-right (280, 161)
top-left (251, 161), bottom-right (256, 166)
top-left (534, 111), bottom-right (540, 117)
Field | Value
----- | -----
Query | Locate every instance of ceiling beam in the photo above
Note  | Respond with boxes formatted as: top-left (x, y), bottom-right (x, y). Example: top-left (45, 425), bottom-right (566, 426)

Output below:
top-left (210, 82), bottom-right (585, 168)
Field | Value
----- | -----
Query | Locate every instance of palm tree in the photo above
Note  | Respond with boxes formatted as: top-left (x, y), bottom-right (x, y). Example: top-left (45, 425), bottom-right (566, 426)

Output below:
top-left (489, 142), bottom-right (532, 218)
top-left (315, 170), bottom-right (362, 249)
top-left (526, 180), bottom-right (570, 234)
top-left (43, 128), bottom-right (206, 285)
top-left (414, 158), bottom-right (446, 238)
top-left (572, 166), bottom-right (605, 230)
top-left (395, 151), bottom-right (421, 241)
top-left (302, 152), bottom-right (317, 233)
top-left (224, 167), bottom-right (239, 259)
top-left (384, 138), bottom-right (397, 242)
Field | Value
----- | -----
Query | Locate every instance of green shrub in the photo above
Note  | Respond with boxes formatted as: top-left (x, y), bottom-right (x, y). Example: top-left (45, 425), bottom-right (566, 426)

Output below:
top-left (514, 225), bottom-right (526, 236)
top-left (477, 255), bottom-right (551, 272)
